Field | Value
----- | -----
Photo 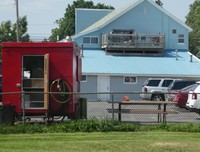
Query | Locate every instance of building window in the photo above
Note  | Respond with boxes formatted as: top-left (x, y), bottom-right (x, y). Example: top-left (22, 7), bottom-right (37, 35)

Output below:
top-left (124, 76), bottom-right (137, 84)
top-left (178, 34), bottom-right (184, 43)
top-left (141, 36), bottom-right (146, 41)
top-left (83, 37), bottom-right (90, 43)
top-left (172, 29), bottom-right (176, 34)
top-left (91, 37), bottom-right (98, 44)
top-left (81, 75), bottom-right (87, 82)
top-left (83, 37), bottom-right (98, 44)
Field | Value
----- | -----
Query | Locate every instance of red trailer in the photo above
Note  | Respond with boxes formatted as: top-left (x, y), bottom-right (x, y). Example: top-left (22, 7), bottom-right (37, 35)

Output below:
top-left (1, 42), bottom-right (82, 122)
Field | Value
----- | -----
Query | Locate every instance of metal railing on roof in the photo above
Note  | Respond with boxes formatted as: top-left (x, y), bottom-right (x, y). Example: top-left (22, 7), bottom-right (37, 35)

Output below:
top-left (102, 33), bottom-right (165, 55)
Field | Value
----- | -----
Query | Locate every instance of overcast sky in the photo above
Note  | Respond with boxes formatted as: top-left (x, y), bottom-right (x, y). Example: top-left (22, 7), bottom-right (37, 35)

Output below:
top-left (0, 0), bottom-right (196, 41)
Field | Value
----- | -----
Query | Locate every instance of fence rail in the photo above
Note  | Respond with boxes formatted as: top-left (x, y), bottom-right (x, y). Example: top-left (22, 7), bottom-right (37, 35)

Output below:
top-left (0, 91), bottom-right (200, 125)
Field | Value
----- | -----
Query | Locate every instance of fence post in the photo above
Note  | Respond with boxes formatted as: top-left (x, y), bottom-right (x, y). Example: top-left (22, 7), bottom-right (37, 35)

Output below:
top-left (22, 91), bottom-right (25, 125)
top-left (111, 93), bottom-right (114, 120)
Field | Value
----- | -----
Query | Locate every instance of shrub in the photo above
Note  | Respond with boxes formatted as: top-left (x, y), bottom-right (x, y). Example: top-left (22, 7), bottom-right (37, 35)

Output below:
top-left (1, 119), bottom-right (200, 134)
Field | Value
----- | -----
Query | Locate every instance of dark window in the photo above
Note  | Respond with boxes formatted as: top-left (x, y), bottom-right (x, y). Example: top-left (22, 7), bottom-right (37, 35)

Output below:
top-left (146, 80), bottom-right (160, 86)
top-left (112, 29), bottom-right (134, 34)
top-left (91, 37), bottom-right (98, 44)
top-left (178, 39), bottom-right (184, 43)
top-left (171, 81), bottom-right (187, 90)
top-left (172, 29), bottom-right (176, 34)
top-left (130, 77), bottom-right (136, 82)
top-left (141, 36), bottom-right (146, 41)
top-left (81, 75), bottom-right (87, 82)
top-left (178, 34), bottom-right (184, 43)
top-left (125, 77), bottom-right (130, 83)
top-left (181, 84), bottom-right (199, 91)
top-left (171, 81), bottom-right (196, 90)
top-left (124, 76), bottom-right (136, 83)
top-left (83, 37), bottom-right (90, 43)
top-left (162, 80), bottom-right (173, 87)
top-left (83, 37), bottom-right (98, 44)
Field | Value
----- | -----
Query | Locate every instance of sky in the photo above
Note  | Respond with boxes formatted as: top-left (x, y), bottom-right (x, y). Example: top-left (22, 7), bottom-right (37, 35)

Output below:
top-left (0, 0), bottom-right (196, 41)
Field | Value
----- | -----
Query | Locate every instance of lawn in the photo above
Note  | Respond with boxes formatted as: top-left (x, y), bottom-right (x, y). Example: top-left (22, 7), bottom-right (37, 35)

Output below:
top-left (0, 132), bottom-right (200, 152)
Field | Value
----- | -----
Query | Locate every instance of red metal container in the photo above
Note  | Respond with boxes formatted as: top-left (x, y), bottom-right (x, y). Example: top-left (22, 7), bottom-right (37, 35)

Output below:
top-left (1, 42), bottom-right (81, 120)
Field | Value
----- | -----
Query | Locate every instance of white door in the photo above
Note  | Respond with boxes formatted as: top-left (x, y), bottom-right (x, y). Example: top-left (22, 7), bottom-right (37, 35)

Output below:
top-left (97, 75), bottom-right (110, 101)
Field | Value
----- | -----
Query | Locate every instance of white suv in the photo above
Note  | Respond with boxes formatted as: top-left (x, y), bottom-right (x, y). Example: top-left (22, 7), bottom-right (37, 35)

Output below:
top-left (140, 78), bottom-right (177, 101)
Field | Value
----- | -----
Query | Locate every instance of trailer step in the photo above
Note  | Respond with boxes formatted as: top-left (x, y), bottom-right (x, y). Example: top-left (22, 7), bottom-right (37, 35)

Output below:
top-left (25, 115), bottom-right (46, 118)
top-left (23, 115), bottom-right (47, 122)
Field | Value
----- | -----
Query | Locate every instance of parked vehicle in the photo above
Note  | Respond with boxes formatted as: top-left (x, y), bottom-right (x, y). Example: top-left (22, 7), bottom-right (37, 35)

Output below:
top-left (167, 80), bottom-right (196, 101)
top-left (173, 84), bottom-right (197, 108)
top-left (140, 78), bottom-right (177, 101)
top-left (186, 81), bottom-right (200, 114)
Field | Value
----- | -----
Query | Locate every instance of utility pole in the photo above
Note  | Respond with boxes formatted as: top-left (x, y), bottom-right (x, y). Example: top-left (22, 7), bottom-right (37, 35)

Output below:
top-left (15, 0), bottom-right (20, 42)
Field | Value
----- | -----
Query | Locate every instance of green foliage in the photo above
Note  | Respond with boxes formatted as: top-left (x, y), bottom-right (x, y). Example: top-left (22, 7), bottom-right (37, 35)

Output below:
top-left (1, 119), bottom-right (200, 134)
top-left (165, 123), bottom-right (200, 132)
top-left (49, 0), bottom-right (114, 41)
top-left (186, 0), bottom-right (200, 56)
top-left (54, 118), bottom-right (117, 132)
top-left (0, 119), bottom-right (134, 134)
top-left (0, 16), bottom-right (29, 59)
top-left (0, 21), bottom-right (14, 42)
top-left (0, 124), bottom-right (25, 134)
top-left (0, 16), bottom-right (30, 43)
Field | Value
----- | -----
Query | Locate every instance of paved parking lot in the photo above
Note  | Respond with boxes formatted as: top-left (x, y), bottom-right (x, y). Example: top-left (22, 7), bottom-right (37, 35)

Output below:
top-left (87, 101), bottom-right (200, 124)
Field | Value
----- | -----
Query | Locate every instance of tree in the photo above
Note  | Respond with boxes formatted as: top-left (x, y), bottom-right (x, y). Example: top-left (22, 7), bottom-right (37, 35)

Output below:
top-left (0, 16), bottom-right (30, 43)
top-left (0, 21), bottom-right (14, 42)
top-left (155, 0), bottom-right (163, 6)
top-left (0, 16), bottom-right (29, 59)
top-left (49, 0), bottom-right (114, 42)
top-left (186, 1), bottom-right (200, 56)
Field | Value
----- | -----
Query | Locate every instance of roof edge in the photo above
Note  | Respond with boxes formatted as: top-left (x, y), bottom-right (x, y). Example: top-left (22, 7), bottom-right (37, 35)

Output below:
top-left (82, 73), bottom-right (200, 78)
top-left (74, 0), bottom-right (192, 39)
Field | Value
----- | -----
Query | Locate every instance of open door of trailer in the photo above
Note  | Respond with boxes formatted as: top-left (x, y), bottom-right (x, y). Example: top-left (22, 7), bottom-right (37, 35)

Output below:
top-left (22, 54), bottom-right (49, 110)
top-left (44, 54), bottom-right (49, 110)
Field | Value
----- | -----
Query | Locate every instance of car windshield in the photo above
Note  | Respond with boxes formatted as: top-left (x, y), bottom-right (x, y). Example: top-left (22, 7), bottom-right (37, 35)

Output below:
top-left (181, 83), bottom-right (199, 91)
top-left (170, 81), bottom-right (196, 90)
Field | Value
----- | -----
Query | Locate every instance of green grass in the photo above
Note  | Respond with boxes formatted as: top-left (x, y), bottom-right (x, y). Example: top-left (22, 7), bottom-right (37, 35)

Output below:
top-left (0, 132), bottom-right (200, 152)
top-left (1, 119), bottom-right (200, 151)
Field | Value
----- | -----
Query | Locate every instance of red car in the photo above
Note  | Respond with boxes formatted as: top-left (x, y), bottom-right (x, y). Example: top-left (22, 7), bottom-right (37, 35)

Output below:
top-left (167, 80), bottom-right (196, 101)
top-left (173, 84), bottom-right (197, 108)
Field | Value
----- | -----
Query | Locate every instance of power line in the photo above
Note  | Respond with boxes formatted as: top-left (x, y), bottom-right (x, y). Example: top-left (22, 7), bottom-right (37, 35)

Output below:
top-left (29, 33), bottom-right (51, 36)
top-left (29, 24), bottom-right (56, 26)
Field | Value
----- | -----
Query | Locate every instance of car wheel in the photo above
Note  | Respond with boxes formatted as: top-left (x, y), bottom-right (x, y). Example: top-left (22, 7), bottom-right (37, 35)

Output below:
top-left (151, 94), bottom-right (164, 101)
